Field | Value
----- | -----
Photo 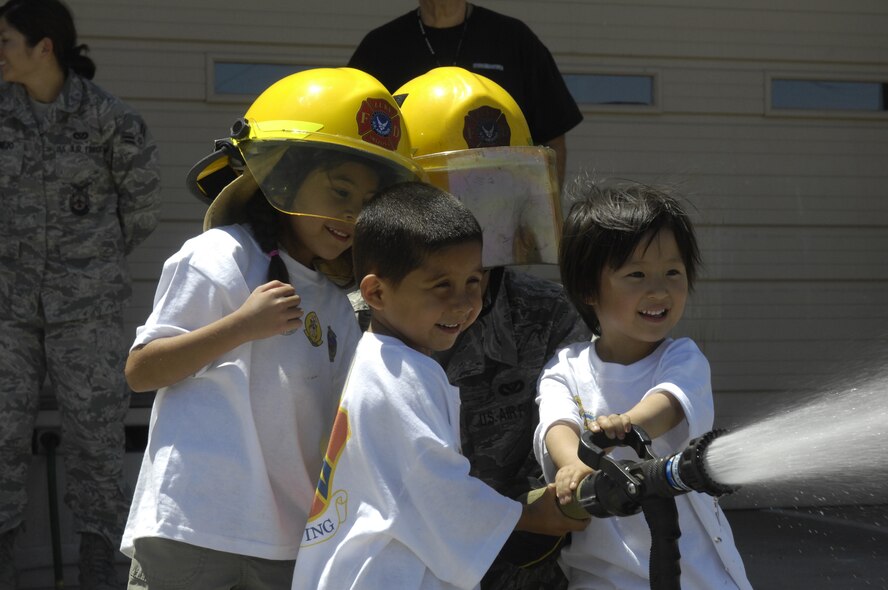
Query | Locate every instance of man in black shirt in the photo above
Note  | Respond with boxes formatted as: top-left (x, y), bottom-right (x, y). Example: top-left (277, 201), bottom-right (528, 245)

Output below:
top-left (348, 0), bottom-right (582, 188)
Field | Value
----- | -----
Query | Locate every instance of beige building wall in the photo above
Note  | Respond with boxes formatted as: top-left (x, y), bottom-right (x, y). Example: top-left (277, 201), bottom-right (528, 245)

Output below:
top-left (69, 0), bottom-right (888, 425)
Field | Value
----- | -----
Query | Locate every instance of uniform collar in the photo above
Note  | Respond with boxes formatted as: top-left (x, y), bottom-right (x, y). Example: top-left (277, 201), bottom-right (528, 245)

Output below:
top-left (54, 73), bottom-right (85, 115)
top-left (1, 82), bottom-right (31, 116)
top-left (1, 74), bottom-right (83, 123)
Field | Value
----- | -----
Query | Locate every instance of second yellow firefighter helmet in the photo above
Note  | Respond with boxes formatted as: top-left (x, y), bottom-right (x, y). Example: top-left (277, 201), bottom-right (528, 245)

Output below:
top-left (394, 67), bottom-right (562, 268)
top-left (394, 66), bottom-right (533, 155)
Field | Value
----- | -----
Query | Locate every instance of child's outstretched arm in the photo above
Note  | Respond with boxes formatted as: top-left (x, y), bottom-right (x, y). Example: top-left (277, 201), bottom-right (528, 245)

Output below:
top-left (590, 390), bottom-right (685, 441)
top-left (125, 280), bottom-right (303, 392)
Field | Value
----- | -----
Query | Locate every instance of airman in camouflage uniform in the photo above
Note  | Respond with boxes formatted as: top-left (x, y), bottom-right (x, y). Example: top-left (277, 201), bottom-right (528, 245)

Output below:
top-left (0, 51), bottom-right (161, 585)
top-left (346, 66), bottom-right (594, 590)
top-left (389, 67), bottom-right (595, 590)
top-left (436, 267), bottom-right (591, 590)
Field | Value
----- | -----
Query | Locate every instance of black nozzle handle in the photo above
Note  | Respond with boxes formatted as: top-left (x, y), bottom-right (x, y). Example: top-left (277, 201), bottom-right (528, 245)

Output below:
top-left (584, 425), bottom-right (655, 461)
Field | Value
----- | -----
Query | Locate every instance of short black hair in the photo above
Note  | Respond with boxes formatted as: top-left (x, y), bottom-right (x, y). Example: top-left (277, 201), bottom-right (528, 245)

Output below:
top-left (354, 182), bottom-right (482, 285)
top-left (560, 174), bottom-right (702, 334)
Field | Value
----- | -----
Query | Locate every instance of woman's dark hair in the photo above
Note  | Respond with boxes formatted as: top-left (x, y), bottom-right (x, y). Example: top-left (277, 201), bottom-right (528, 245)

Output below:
top-left (559, 174), bottom-right (702, 335)
top-left (243, 145), bottom-right (401, 284)
top-left (0, 0), bottom-right (95, 79)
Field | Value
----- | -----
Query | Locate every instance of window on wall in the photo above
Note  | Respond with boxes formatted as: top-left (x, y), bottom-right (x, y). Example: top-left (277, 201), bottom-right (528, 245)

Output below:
top-left (771, 79), bottom-right (887, 112)
top-left (212, 62), bottom-right (314, 99)
top-left (563, 74), bottom-right (656, 107)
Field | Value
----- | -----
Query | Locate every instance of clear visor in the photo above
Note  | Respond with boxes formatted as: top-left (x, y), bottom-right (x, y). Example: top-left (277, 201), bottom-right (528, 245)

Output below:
top-left (238, 139), bottom-right (417, 225)
top-left (416, 146), bottom-right (562, 268)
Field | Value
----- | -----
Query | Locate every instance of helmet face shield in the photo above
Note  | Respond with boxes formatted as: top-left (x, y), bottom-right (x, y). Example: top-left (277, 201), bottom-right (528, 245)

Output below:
top-left (396, 68), bottom-right (562, 268)
top-left (238, 138), bottom-right (417, 225)
top-left (416, 146), bottom-right (562, 268)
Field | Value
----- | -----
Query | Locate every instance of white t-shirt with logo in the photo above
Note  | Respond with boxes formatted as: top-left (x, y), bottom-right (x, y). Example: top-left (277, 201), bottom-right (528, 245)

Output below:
top-left (293, 332), bottom-right (522, 590)
top-left (535, 337), bottom-right (752, 590)
top-left (122, 224), bottom-right (360, 560)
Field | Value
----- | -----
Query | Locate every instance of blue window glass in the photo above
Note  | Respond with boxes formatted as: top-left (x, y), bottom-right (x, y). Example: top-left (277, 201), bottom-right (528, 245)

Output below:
top-left (772, 79), bottom-right (887, 111)
top-left (563, 74), bottom-right (654, 106)
top-left (214, 63), bottom-right (313, 96)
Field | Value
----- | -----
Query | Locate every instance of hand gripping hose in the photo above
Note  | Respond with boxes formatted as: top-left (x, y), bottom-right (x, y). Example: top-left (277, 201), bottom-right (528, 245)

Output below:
top-left (564, 427), bottom-right (737, 590)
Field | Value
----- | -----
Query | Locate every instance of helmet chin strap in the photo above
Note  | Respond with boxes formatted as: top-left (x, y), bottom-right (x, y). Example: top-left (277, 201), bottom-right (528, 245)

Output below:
top-left (274, 210), bottom-right (357, 226)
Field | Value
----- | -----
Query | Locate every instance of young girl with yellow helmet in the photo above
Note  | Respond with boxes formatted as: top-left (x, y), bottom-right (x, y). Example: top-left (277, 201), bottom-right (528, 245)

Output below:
top-left (121, 68), bottom-right (420, 588)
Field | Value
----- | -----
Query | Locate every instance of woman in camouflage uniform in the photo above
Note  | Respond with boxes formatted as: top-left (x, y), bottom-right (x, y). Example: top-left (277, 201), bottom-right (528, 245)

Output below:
top-left (0, 1), bottom-right (161, 587)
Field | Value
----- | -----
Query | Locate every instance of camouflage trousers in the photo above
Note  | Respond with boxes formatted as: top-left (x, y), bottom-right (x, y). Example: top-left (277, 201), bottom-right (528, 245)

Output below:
top-left (481, 558), bottom-right (568, 590)
top-left (0, 311), bottom-right (130, 545)
top-left (480, 531), bottom-right (569, 590)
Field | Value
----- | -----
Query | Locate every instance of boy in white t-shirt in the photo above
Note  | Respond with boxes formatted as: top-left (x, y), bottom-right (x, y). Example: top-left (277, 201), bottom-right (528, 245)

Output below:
top-left (292, 182), bottom-right (587, 590)
top-left (534, 176), bottom-right (751, 589)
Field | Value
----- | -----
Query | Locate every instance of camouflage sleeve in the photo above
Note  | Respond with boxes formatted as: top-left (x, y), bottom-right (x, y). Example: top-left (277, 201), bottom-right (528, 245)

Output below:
top-left (547, 289), bottom-right (592, 358)
top-left (111, 111), bottom-right (161, 254)
top-left (515, 296), bottom-right (584, 484)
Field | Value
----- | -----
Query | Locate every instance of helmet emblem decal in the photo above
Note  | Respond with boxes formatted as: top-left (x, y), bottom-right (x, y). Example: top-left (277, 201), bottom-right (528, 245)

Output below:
top-left (463, 105), bottom-right (511, 148)
top-left (372, 112), bottom-right (391, 136)
top-left (357, 98), bottom-right (402, 152)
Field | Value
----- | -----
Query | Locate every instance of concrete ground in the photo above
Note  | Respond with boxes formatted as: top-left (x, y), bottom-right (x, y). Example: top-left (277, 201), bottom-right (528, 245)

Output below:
top-left (15, 425), bottom-right (888, 590)
top-left (16, 505), bottom-right (888, 589)
top-left (725, 504), bottom-right (888, 589)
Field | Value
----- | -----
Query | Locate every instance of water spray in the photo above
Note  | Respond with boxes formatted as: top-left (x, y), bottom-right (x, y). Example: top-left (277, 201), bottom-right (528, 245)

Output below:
top-left (524, 376), bottom-right (888, 587)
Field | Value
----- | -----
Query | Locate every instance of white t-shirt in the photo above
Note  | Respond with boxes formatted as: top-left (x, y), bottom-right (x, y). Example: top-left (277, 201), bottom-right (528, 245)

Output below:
top-left (292, 333), bottom-right (522, 590)
top-left (121, 225), bottom-right (360, 560)
top-left (535, 338), bottom-right (752, 590)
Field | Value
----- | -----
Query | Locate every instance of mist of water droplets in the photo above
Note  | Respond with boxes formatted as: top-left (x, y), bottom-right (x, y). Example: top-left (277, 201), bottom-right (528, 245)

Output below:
top-left (704, 374), bottom-right (888, 496)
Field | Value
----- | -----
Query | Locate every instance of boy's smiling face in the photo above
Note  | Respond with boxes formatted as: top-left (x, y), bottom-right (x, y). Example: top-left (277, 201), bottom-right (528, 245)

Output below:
top-left (363, 240), bottom-right (484, 355)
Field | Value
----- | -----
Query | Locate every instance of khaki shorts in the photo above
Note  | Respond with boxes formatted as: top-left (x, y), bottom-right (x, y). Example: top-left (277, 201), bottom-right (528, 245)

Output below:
top-left (127, 537), bottom-right (295, 590)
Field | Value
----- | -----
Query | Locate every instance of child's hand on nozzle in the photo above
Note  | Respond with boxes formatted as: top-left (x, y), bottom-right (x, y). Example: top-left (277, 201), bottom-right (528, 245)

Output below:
top-left (234, 280), bottom-right (304, 341)
top-left (589, 413), bottom-right (632, 441)
top-left (519, 484), bottom-right (590, 536)
top-left (554, 461), bottom-right (594, 505)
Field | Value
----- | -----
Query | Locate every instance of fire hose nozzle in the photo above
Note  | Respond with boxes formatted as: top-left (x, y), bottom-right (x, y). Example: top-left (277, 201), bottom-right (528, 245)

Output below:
top-left (669, 429), bottom-right (737, 497)
top-left (559, 427), bottom-right (738, 520)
